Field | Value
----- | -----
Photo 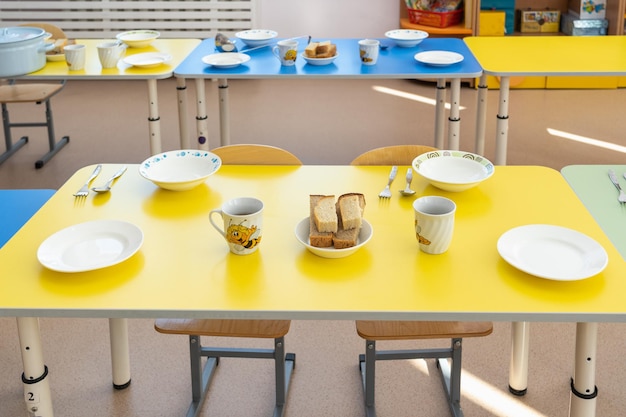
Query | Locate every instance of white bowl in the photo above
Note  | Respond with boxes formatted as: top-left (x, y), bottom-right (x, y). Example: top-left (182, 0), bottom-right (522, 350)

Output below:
top-left (412, 150), bottom-right (495, 192)
top-left (116, 30), bottom-right (160, 48)
top-left (301, 52), bottom-right (339, 66)
top-left (294, 217), bottom-right (373, 259)
top-left (235, 29), bottom-right (278, 47)
top-left (385, 29), bottom-right (429, 48)
top-left (139, 150), bottom-right (221, 191)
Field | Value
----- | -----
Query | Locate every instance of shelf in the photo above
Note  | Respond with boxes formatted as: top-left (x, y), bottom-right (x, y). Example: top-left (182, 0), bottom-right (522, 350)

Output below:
top-left (400, 17), bottom-right (473, 37)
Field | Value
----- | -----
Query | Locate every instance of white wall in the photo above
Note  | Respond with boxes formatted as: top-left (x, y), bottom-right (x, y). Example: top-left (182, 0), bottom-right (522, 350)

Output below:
top-left (258, 0), bottom-right (401, 38)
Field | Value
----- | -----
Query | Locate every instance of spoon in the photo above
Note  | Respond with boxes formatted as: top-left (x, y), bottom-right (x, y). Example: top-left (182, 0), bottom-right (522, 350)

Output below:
top-left (91, 166), bottom-right (127, 193)
top-left (400, 168), bottom-right (416, 196)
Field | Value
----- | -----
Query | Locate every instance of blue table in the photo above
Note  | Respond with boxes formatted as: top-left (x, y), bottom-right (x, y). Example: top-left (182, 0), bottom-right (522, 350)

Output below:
top-left (0, 189), bottom-right (55, 248)
top-left (174, 38), bottom-right (482, 150)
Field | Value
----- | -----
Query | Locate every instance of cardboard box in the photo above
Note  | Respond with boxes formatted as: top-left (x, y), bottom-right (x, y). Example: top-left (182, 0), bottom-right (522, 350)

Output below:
top-left (479, 11), bottom-right (506, 36)
top-left (518, 9), bottom-right (561, 33)
top-left (561, 11), bottom-right (608, 35)
top-left (568, 0), bottom-right (606, 19)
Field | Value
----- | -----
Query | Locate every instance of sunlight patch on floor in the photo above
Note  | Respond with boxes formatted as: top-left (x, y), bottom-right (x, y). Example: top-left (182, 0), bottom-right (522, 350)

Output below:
top-left (409, 359), bottom-right (548, 417)
top-left (548, 128), bottom-right (626, 154)
top-left (372, 85), bottom-right (466, 111)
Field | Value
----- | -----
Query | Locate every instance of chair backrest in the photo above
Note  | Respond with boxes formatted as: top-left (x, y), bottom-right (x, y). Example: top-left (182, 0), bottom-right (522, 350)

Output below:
top-left (211, 144), bottom-right (302, 165)
top-left (19, 22), bottom-right (67, 39)
top-left (350, 145), bottom-right (437, 166)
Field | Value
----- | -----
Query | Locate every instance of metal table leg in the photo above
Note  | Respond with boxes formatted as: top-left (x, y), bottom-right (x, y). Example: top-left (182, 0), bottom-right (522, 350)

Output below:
top-left (195, 79), bottom-right (209, 150)
top-left (509, 321), bottom-right (530, 395)
top-left (109, 318), bottom-right (131, 389)
top-left (17, 317), bottom-right (54, 417)
top-left (217, 78), bottom-right (230, 147)
top-left (448, 78), bottom-right (461, 150)
top-left (569, 322), bottom-right (598, 417)
top-left (434, 79), bottom-right (446, 150)
top-left (147, 79), bottom-right (162, 155)
top-left (475, 74), bottom-right (488, 156)
top-left (176, 77), bottom-right (190, 149)
top-left (495, 76), bottom-right (510, 165)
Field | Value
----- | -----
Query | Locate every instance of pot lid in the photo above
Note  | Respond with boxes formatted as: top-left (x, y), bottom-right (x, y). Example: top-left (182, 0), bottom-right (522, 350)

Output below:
top-left (0, 26), bottom-right (46, 44)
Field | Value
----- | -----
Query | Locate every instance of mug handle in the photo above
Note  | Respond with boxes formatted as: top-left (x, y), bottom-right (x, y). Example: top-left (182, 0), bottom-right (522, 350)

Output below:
top-left (208, 210), bottom-right (226, 238)
top-left (272, 45), bottom-right (280, 60)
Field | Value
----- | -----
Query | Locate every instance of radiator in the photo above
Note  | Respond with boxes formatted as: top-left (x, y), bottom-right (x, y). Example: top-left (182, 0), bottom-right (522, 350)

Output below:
top-left (0, 0), bottom-right (257, 38)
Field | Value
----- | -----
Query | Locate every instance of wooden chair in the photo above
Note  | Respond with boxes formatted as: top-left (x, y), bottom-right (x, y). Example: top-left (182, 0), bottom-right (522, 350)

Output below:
top-left (351, 145), bottom-right (493, 417)
top-left (350, 144), bottom-right (437, 166)
top-left (211, 144), bottom-right (302, 165)
top-left (154, 145), bottom-right (300, 417)
top-left (0, 23), bottom-right (69, 169)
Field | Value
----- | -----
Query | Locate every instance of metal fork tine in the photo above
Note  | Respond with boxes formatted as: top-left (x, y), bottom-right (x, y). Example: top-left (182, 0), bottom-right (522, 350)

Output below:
top-left (73, 164), bottom-right (102, 198)
top-left (378, 166), bottom-right (398, 199)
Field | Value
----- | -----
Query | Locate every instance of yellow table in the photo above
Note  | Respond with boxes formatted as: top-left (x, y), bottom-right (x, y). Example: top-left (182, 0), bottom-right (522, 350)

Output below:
top-left (464, 36), bottom-right (626, 165)
top-left (23, 39), bottom-right (201, 154)
top-left (1, 164), bottom-right (623, 417)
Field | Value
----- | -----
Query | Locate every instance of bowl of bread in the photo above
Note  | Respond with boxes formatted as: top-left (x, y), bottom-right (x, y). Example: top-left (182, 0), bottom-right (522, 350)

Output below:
top-left (412, 150), bottom-right (495, 192)
top-left (235, 29), bottom-right (278, 47)
top-left (45, 38), bottom-right (75, 62)
top-left (385, 29), bottom-right (429, 48)
top-left (302, 40), bottom-right (338, 66)
top-left (139, 150), bottom-right (222, 191)
top-left (295, 193), bottom-right (372, 258)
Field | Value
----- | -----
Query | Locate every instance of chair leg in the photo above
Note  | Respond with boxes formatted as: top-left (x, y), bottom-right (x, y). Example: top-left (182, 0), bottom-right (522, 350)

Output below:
top-left (436, 338), bottom-right (464, 417)
top-left (358, 340), bottom-right (377, 417)
top-left (187, 335), bottom-right (218, 417)
top-left (35, 99), bottom-right (69, 169)
top-left (0, 102), bottom-right (28, 166)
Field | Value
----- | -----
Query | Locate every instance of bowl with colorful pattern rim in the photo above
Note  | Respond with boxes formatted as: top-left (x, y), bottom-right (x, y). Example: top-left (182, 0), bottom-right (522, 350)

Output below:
top-left (412, 150), bottom-right (495, 192)
top-left (139, 150), bottom-right (222, 191)
top-left (116, 30), bottom-right (160, 48)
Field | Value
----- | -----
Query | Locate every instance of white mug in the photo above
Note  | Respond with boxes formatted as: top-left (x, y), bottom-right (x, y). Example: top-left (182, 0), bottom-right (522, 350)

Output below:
top-left (64, 44), bottom-right (86, 71)
top-left (358, 39), bottom-right (380, 66)
top-left (209, 197), bottom-right (264, 255)
top-left (97, 41), bottom-right (126, 69)
top-left (272, 40), bottom-right (298, 66)
top-left (413, 196), bottom-right (456, 255)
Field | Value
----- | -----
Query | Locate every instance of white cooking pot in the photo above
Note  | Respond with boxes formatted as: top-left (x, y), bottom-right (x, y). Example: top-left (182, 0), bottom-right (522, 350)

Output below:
top-left (0, 26), bottom-right (53, 77)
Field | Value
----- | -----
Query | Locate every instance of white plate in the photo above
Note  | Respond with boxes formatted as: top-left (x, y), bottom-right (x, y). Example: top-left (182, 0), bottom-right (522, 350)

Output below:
top-left (497, 224), bottom-right (608, 281)
top-left (37, 220), bottom-right (144, 273)
top-left (202, 53), bottom-right (250, 68)
top-left (414, 50), bottom-right (464, 66)
top-left (294, 217), bottom-right (373, 259)
top-left (123, 52), bottom-right (172, 68)
top-left (301, 52), bottom-right (339, 66)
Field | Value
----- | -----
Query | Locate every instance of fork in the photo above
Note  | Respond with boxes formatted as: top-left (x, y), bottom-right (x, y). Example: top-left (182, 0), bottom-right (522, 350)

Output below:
top-left (73, 164), bottom-right (102, 198)
top-left (608, 169), bottom-right (626, 204)
top-left (378, 166), bottom-right (397, 198)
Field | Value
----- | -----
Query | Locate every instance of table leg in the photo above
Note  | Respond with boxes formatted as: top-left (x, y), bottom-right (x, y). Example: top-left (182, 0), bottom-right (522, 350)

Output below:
top-left (509, 321), bottom-right (530, 395)
top-left (495, 76), bottom-right (510, 165)
top-left (434, 79), bottom-right (446, 150)
top-left (176, 77), bottom-right (190, 149)
top-left (569, 322), bottom-right (598, 417)
top-left (448, 78), bottom-right (461, 150)
top-left (17, 317), bottom-right (54, 417)
top-left (475, 74), bottom-right (488, 156)
top-left (218, 78), bottom-right (230, 147)
top-left (109, 318), bottom-right (131, 389)
top-left (194, 79), bottom-right (209, 150)
top-left (147, 79), bottom-right (161, 155)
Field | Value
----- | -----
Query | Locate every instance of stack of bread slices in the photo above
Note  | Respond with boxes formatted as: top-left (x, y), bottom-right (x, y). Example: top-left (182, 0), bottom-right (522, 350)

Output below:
top-left (310, 193), bottom-right (365, 249)
top-left (304, 40), bottom-right (337, 58)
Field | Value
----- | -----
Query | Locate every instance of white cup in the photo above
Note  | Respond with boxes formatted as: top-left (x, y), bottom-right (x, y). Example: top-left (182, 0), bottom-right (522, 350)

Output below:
top-left (64, 44), bottom-right (86, 71)
top-left (97, 42), bottom-right (126, 69)
top-left (413, 196), bottom-right (456, 255)
top-left (358, 39), bottom-right (380, 66)
top-left (272, 40), bottom-right (298, 66)
top-left (209, 197), bottom-right (264, 255)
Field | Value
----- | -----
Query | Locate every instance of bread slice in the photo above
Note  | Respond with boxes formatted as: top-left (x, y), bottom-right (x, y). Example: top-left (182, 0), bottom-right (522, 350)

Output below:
top-left (313, 195), bottom-right (338, 233)
top-left (309, 195), bottom-right (333, 248)
top-left (334, 193), bottom-right (366, 249)
top-left (338, 193), bottom-right (364, 230)
top-left (305, 42), bottom-right (318, 58)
